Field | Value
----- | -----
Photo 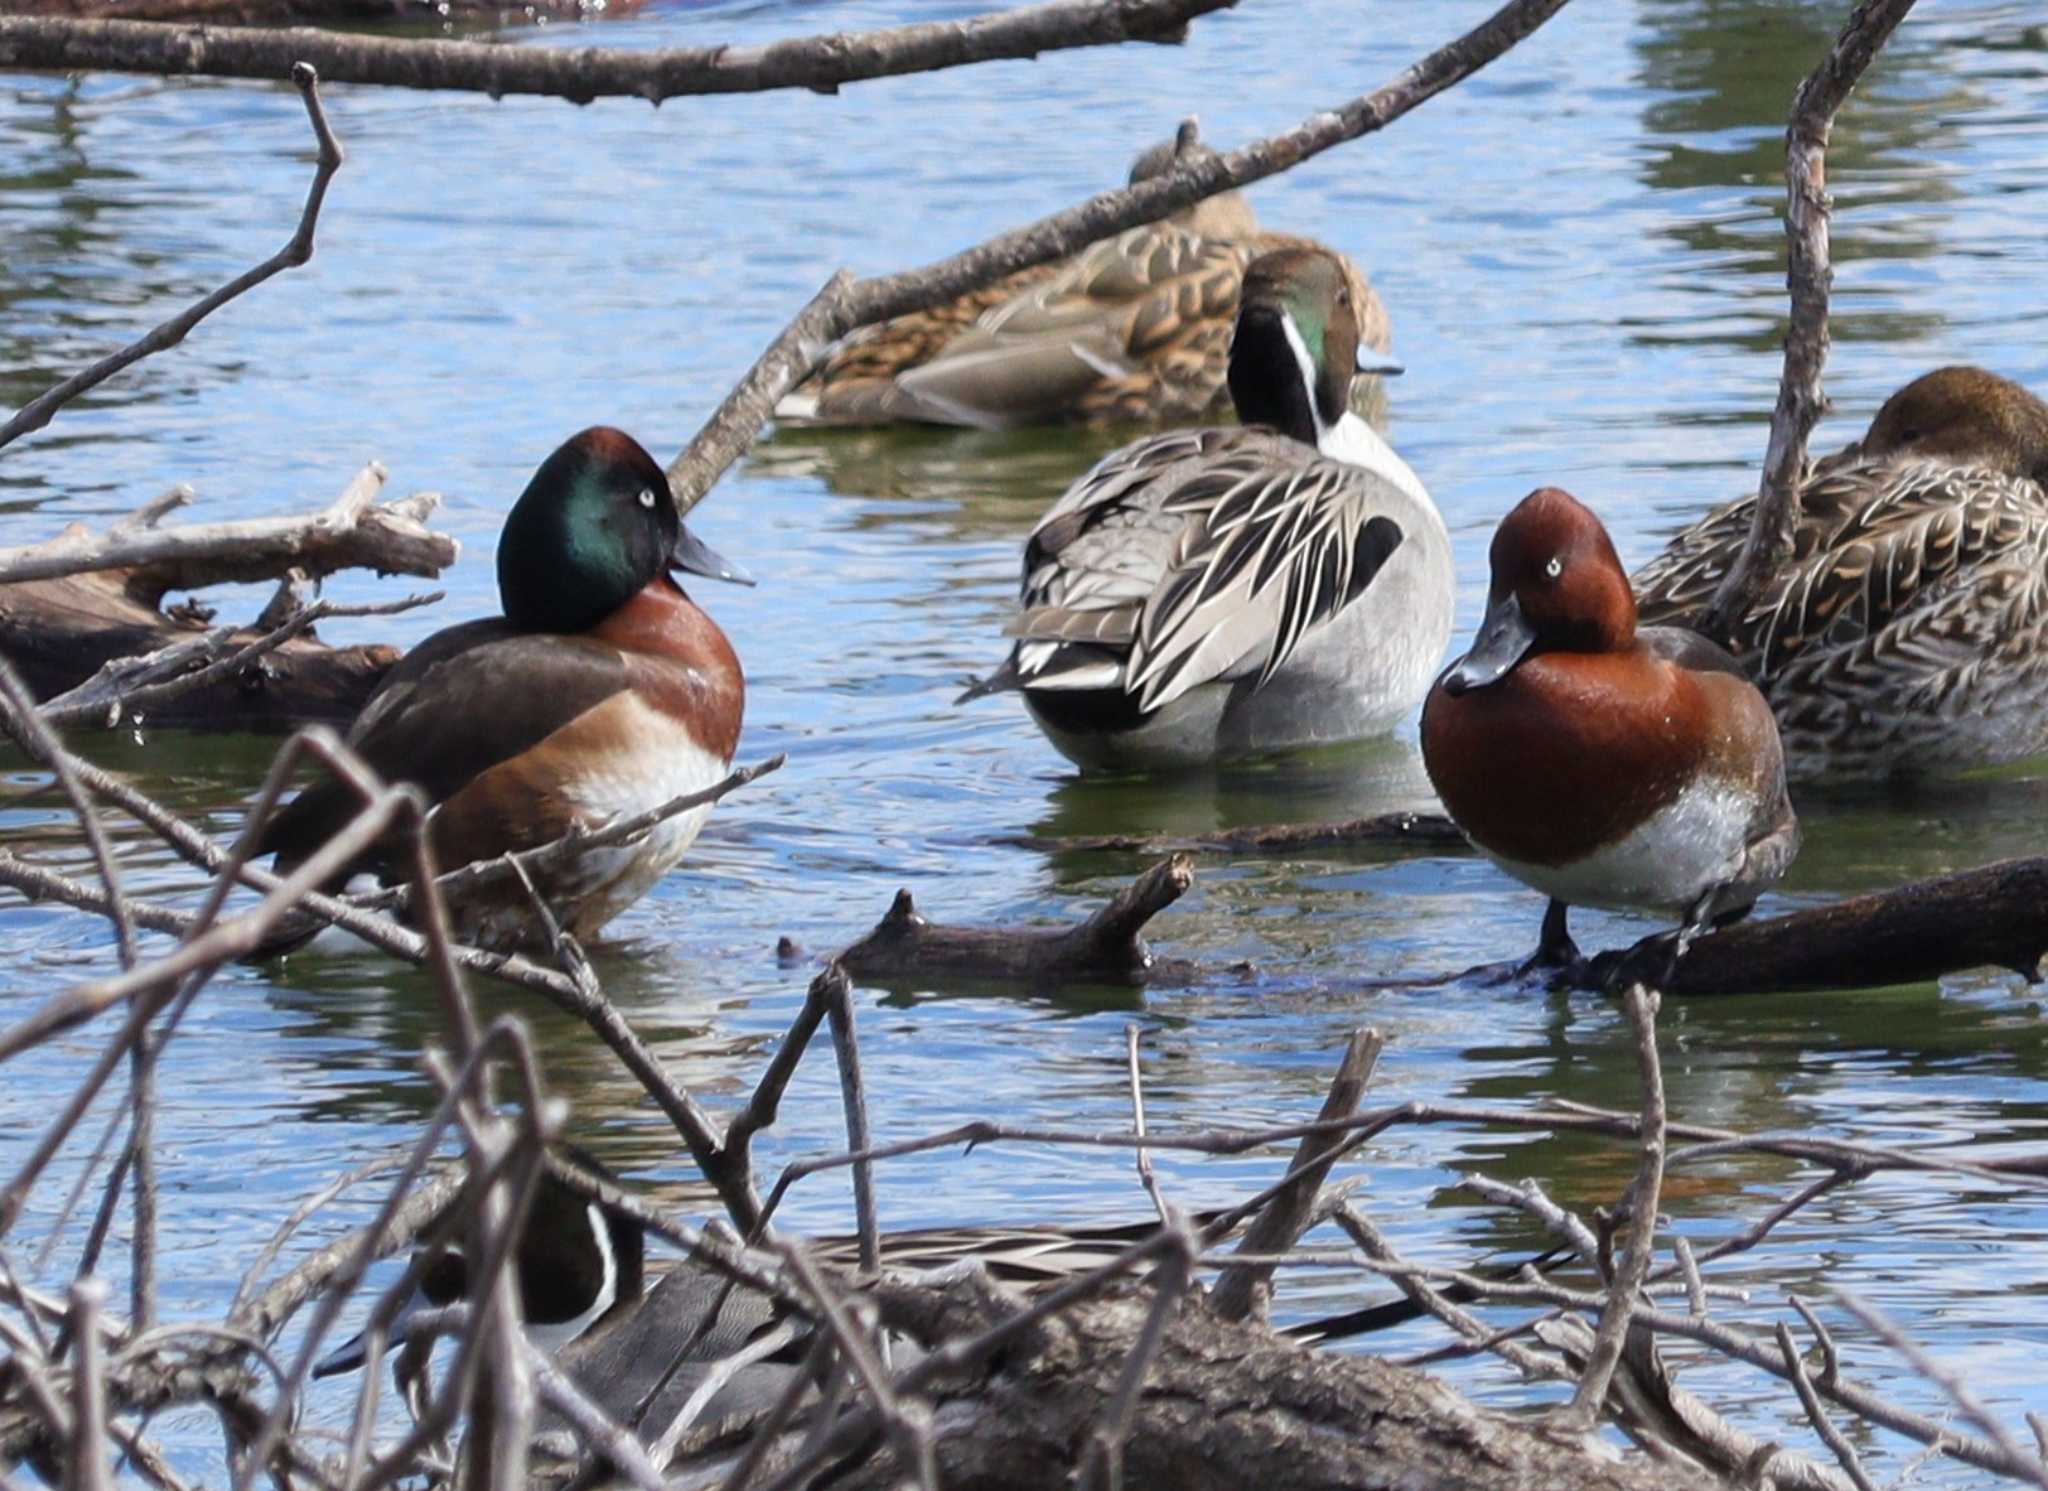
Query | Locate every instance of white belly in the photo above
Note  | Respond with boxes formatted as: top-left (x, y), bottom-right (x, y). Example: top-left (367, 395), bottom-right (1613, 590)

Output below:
top-left (1482, 778), bottom-right (1757, 915)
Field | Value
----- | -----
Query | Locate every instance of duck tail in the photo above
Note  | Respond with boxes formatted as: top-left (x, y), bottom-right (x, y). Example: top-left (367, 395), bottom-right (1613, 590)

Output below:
top-left (955, 657), bottom-right (1024, 705)
top-left (240, 781), bottom-right (383, 962)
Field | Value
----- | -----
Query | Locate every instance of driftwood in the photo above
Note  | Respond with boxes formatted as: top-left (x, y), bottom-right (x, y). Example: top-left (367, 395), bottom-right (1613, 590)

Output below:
top-left (1010, 810), bottom-right (1463, 855)
top-left (833, 855), bottom-right (1201, 988)
top-left (1698, 0), bottom-right (1918, 641)
top-left (1595, 855), bottom-right (2048, 998)
top-left (781, 1271), bottom-right (1728, 1491)
top-left (0, 469), bottom-right (455, 729)
top-left (6, 0), bottom-right (646, 20)
top-left (0, 0), bottom-right (1232, 101)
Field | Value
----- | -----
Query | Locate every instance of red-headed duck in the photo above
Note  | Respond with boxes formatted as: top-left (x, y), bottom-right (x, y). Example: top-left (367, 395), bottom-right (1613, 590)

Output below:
top-left (1422, 487), bottom-right (1799, 978)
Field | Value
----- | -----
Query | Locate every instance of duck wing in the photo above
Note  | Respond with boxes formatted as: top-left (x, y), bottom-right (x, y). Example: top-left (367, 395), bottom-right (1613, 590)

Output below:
top-left (255, 625), bottom-right (632, 873)
top-left (773, 263), bottom-right (1061, 426)
top-left (1001, 429), bottom-right (1407, 712)
top-left (1633, 458), bottom-right (2045, 675)
top-left (892, 226), bottom-right (1247, 428)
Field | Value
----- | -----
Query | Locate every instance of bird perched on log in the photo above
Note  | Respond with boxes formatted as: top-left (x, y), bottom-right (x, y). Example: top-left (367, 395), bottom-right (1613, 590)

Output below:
top-left (1423, 487), bottom-right (1800, 984)
top-left (773, 121), bottom-right (1393, 430)
top-left (959, 246), bottom-right (1448, 771)
top-left (1633, 365), bottom-right (2048, 780)
top-left (252, 427), bottom-right (750, 954)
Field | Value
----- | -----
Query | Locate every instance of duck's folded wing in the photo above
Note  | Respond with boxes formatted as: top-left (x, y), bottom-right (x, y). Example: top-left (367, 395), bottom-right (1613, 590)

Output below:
top-left (1634, 458), bottom-right (2040, 670)
top-left (255, 632), bottom-right (631, 870)
top-left (892, 228), bottom-right (1245, 429)
top-left (1128, 452), bottom-right (1407, 710)
top-left (999, 433), bottom-right (1407, 712)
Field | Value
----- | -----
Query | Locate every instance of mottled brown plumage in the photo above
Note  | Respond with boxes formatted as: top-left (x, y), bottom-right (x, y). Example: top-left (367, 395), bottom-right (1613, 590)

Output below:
top-left (776, 131), bottom-right (1389, 430)
top-left (1634, 366), bottom-right (2048, 779)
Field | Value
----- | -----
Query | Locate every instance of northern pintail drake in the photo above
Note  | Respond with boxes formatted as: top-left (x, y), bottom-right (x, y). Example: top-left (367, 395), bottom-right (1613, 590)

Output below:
top-left (1633, 365), bottom-right (2048, 780)
top-left (256, 428), bottom-right (750, 953)
top-left (960, 246), bottom-right (1450, 771)
top-left (313, 1153), bottom-right (647, 1378)
top-left (774, 123), bottom-right (1393, 431)
top-left (1422, 487), bottom-right (1799, 978)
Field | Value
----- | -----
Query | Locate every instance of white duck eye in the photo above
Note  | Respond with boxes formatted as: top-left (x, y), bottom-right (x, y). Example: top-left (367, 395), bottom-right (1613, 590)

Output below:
top-left (637, 488), bottom-right (656, 510)
top-left (1544, 556), bottom-right (1563, 580)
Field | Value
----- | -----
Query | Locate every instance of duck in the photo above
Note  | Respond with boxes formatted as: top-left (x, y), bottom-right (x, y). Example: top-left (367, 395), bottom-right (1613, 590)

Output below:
top-left (254, 427), bottom-right (750, 953)
top-left (312, 1151), bottom-right (648, 1379)
top-left (310, 1156), bottom-right (1458, 1419)
top-left (958, 246), bottom-right (1450, 771)
top-left (773, 121), bottom-right (1394, 431)
top-left (1632, 365), bottom-right (2048, 781)
top-left (1421, 487), bottom-right (1799, 980)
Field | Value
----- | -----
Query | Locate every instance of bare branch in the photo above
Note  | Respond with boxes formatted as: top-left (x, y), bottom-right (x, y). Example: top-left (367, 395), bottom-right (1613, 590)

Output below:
top-left (0, 0), bottom-right (1232, 103)
top-left (1698, 0), bottom-right (1920, 640)
top-left (0, 465), bottom-right (453, 592)
top-left (0, 63), bottom-right (344, 453)
top-left (663, 0), bottom-right (1575, 514)
top-left (1211, 1028), bottom-right (1382, 1323)
top-left (1561, 985), bottom-right (1667, 1429)
top-left (38, 591), bottom-right (441, 731)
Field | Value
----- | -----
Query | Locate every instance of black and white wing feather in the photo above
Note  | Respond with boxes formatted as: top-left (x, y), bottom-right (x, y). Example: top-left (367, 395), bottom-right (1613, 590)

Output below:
top-left (999, 428), bottom-right (1406, 711)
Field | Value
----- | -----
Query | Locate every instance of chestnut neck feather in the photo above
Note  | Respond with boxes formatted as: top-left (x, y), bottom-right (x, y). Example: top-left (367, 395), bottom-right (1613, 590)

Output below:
top-left (590, 578), bottom-right (745, 761)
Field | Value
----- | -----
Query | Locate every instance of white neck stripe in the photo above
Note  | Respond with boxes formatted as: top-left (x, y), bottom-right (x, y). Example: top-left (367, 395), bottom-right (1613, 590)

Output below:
top-left (1277, 310), bottom-right (1333, 450)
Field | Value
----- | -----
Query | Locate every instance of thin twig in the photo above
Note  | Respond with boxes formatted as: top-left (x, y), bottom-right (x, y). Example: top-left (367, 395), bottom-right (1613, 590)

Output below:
top-left (1775, 1320), bottom-right (1878, 1491)
top-left (1561, 984), bottom-right (1667, 1429)
top-left (0, 63), bottom-right (343, 452)
top-left (1835, 1290), bottom-right (2048, 1489)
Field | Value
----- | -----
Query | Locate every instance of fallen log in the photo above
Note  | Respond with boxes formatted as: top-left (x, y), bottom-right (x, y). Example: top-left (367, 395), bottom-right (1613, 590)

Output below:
top-left (0, 568), bottom-right (400, 730)
top-left (703, 1270), bottom-right (1729, 1491)
top-left (1009, 810), bottom-right (1463, 855)
top-left (0, 470), bottom-right (456, 730)
top-left (832, 855), bottom-right (1205, 988)
top-left (1592, 855), bottom-right (2048, 998)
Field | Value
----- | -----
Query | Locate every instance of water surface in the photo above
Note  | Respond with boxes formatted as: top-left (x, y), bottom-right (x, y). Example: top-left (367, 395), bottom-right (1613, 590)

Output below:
top-left (4, 1), bottom-right (2048, 1480)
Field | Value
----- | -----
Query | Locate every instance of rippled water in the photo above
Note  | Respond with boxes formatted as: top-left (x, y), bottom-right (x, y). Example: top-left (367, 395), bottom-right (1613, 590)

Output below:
top-left (5, 0), bottom-right (2048, 1480)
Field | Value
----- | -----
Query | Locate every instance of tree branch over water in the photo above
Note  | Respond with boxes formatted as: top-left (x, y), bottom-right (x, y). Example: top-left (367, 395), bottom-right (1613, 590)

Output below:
top-left (662, 0), bottom-right (1576, 512)
top-left (1698, 0), bottom-right (1919, 641)
top-left (0, 0), bottom-right (1234, 103)
top-left (0, 62), bottom-right (342, 454)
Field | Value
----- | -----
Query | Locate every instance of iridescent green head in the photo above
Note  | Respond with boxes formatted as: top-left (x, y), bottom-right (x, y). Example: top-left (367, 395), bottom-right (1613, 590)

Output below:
top-left (1228, 248), bottom-right (1399, 443)
top-left (497, 428), bottom-right (751, 635)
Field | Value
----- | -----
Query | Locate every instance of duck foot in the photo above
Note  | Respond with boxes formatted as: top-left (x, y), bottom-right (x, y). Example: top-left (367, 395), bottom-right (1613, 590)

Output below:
top-left (1463, 900), bottom-right (1588, 989)
top-left (1589, 889), bottom-right (1745, 993)
top-left (1517, 898), bottom-right (1589, 988)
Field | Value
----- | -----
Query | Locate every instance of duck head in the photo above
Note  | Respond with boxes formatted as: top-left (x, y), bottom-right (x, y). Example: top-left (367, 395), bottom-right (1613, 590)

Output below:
top-left (1127, 118), bottom-right (1259, 241)
top-left (1440, 487), bottom-right (1635, 696)
top-left (497, 427), bottom-right (753, 635)
top-left (1861, 366), bottom-right (2048, 481)
top-left (1227, 248), bottom-right (1402, 448)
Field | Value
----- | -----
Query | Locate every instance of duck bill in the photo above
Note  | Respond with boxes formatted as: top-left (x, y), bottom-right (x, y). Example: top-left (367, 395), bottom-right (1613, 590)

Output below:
top-left (672, 524), bottom-right (755, 587)
top-left (1355, 348), bottom-right (1405, 377)
top-left (311, 1328), bottom-right (374, 1379)
top-left (1441, 592), bottom-right (1536, 695)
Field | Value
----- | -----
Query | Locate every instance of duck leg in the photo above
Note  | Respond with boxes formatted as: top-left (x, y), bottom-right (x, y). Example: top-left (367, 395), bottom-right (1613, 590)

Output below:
top-left (1493, 899), bottom-right (1587, 987)
top-left (1597, 886), bottom-right (1745, 994)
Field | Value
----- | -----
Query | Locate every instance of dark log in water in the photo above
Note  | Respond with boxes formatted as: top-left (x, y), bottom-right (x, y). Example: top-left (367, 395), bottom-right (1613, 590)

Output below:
top-left (834, 855), bottom-right (1201, 987)
top-left (1009, 810), bottom-right (1463, 855)
top-left (1598, 855), bottom-right (2048, 997)
top-left (0, 567), bottom-right (399, 731)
